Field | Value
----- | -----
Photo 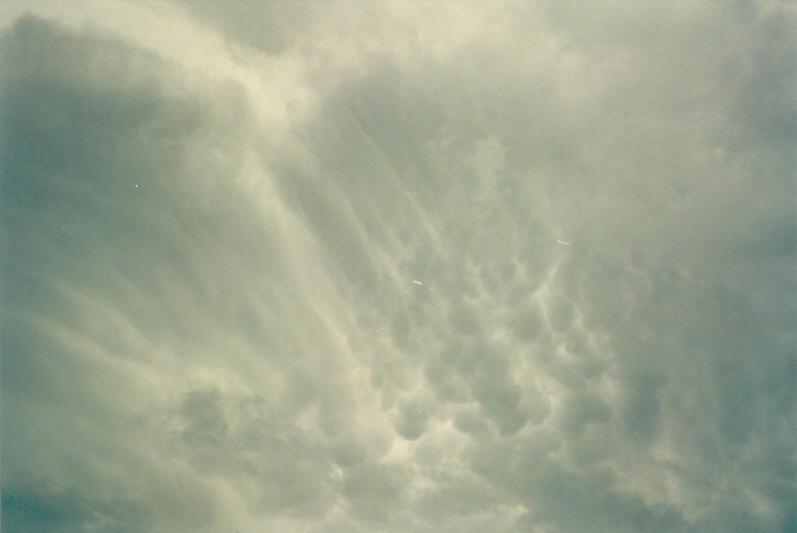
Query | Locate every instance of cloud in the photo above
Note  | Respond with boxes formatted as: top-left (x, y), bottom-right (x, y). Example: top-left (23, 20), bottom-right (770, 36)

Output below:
top-left (2, 2), bottom-right (795, 532)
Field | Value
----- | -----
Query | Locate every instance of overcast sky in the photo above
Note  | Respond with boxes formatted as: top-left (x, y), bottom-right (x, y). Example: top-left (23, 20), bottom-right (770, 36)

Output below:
top-left (1, 1), bottom-right (795, 532)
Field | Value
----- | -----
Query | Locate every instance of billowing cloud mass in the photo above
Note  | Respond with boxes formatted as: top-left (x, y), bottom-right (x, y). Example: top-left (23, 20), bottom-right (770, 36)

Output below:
top-left (2, 1), bottom-right (795, 532)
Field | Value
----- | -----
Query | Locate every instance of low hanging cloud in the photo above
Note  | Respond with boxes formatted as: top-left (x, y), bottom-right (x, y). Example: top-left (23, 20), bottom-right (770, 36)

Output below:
top-left (2, 2), bottom-right (795, 533)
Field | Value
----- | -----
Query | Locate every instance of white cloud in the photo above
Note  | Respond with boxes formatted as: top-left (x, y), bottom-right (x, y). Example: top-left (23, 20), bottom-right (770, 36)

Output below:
top-left (2, 2), bottom-right (795, 532)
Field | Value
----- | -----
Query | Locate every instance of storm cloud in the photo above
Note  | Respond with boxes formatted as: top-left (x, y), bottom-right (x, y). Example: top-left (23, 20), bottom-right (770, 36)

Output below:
top-left (2, 2), bottom-right (795, 532)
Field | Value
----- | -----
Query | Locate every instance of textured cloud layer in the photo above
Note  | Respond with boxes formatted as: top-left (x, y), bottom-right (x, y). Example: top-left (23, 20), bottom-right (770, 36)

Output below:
top-left (2, 2), bottom-right (795, 533)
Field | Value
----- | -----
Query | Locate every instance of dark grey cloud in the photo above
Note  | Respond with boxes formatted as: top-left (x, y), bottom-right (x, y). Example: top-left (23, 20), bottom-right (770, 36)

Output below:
top-left (2, 2), bottom-right (795, 532)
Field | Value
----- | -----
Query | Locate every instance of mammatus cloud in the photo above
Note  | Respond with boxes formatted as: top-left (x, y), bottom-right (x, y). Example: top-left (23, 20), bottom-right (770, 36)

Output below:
top-left (2, 2), bottom-right (795, 532)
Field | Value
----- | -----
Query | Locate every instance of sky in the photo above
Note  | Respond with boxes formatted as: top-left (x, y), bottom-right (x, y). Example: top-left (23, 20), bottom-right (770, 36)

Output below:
top-left (1, 1), bottom-right (795, 532)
